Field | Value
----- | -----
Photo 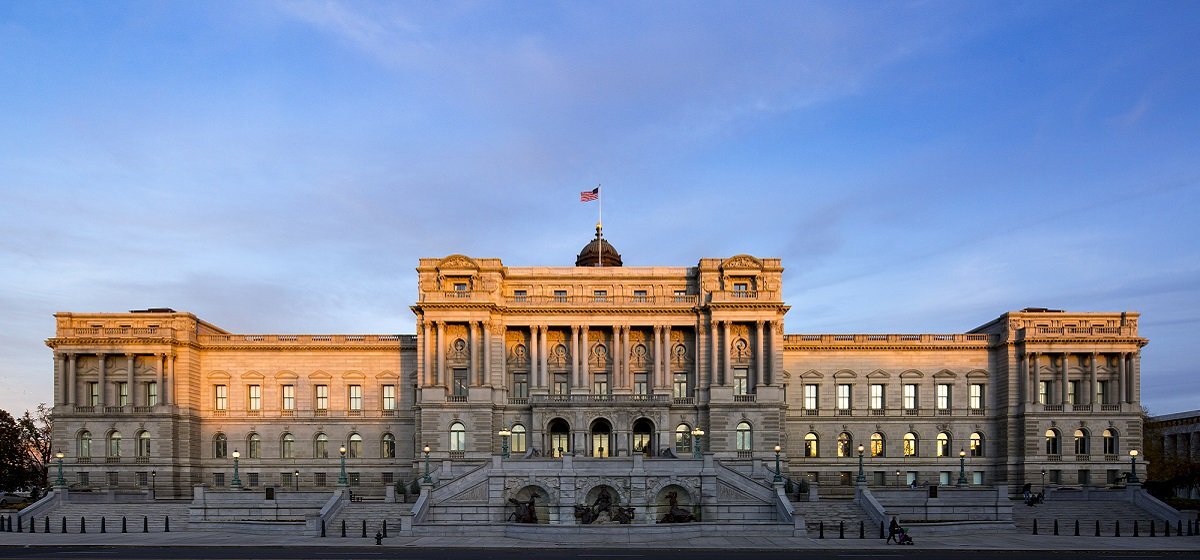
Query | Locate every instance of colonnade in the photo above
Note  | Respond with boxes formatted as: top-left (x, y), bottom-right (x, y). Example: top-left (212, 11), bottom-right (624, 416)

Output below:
top-left (57, 352), bottom-right (174, 409)
top-left (1021, 351), bottom-right (1136, 406)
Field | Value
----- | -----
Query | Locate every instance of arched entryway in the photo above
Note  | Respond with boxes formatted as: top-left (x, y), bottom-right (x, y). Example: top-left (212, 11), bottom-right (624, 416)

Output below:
top-left (632, 417), bottom-right (655, 456)
top-left (548, 418), bottom-right (570, 457)
top-left (590, 418), bottom-right (612, 457)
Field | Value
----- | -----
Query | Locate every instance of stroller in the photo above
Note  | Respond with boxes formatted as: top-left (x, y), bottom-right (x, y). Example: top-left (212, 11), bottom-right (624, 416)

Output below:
top-left (894, 526), bottom-right (914, 545)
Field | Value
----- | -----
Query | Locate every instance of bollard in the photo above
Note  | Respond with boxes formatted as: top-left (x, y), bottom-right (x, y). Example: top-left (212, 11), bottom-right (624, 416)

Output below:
top-left (362, 519), bottom-right (367, 538)
top-left (45, 517), bottom-right (49, 533)
top-left (819, 521), bottom-right (824, 539)
top-left (1134, 520), bottom-right (1139, 537)
top-left (375, 531), bottom-right (383, 545)
top-left (165, 516), bottom-right (170, 532)
top-left (321, 519), bottom-right (326, 537)
top-left (62, 517), bottom-right (67, 534)
top-left (1074, 519), bottom-right (1079, 536)
top-left (341, 519), bottom-right (347, 538)
top-left (1115, 520), bottom-right (1120, 537)
top-left (143, 516), bottom-right (148, 533)
top-left (1095, 520), bottom-right (1100, 537)
top-left (1176, 519), bottom-right (1181, 536)
top-left (1164, 520), bottom-right (1169, 537)
top-left (382, 519), bottom-right (388, 538)
top-left (81, 517), bottom-right (86, 534)
top-left (1054, 519), bottom-right (1058, 536)
top-left (880, 520), bottom-right (885, 539)
top-left (18, 515), bottom-right (23, 533)
top-left (859, 520), bottom-right (864, 539)
top-left (1150, 520), bottom-right (1155, 537)
top-left (122, 516), bottom-right (127, 533)
top-left (28, 516), bottom-right (33, 533)
top-left (839, 520), bottom-right (845, 539)
top-left (1033, 518), bottom-right (1038, 535)
top-left (101, 517), bottom-right (106, 533)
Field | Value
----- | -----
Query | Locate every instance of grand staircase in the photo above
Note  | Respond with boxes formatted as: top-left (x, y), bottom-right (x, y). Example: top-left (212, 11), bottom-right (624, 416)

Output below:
top-left (1012, 498), bottom-right (1173, 534)
top-left (23, 501), bottom-right (190, 533)
top-left (325, 501), bottom-right (406, 537)
top-left (791, 498), bottom-right (873, 535)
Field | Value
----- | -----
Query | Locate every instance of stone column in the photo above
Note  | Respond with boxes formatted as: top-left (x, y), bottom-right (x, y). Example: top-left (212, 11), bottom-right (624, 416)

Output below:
top-left (126, 353), bottom-right (136, 407)
top-left (723, 321), bottom-right (732, 387)
top-left (694, 322), bottom-right (702, 396)
top-left (754, 320), bottom-right (764, 393)
top-left (67, 353), bottom-right (77, 406)
top-left (581, 326), bottom-right (590, 390)
top-left (618, 325), bottom-right (628, 389)
top-left (529, 325), bottom-right (539, 389)
top-left (166, 353), bottom-right (175, 406)
top-left (1116, 352), bottom-right (1126, 405)
top-left (156, 353), bottom-right (165, 408)
top-left (54, 353), bottom-right (65, 406)
top-left (540, 325), bottom-right (550, 389)
top-left (436, 321), bottom-right (446, 389)
top-left (483, 322), bottom-right (492, 387)
top-left (652, 325), bottom-right (662, 392)
top-left (496, 324), bottom-right (506, 388)
top-left (1031, 353), bottom-right (1041, 405)
top-left (97, 353), bottom-right (107, 408)
top-left (570, 325), bottom-right (579, 389)
top-left (1127, 353), bottom-right (1136, 404)
top-left (709, 320), bottom-right (719, 387)
top-left (469, 321), bottom-right (479, 386)
top-left (1060, 353), bottom-right (1069, 405)
top-left (1088, 352), bottom-right (1098, 406)
top-left (662, 324), bottom-right (672, 390)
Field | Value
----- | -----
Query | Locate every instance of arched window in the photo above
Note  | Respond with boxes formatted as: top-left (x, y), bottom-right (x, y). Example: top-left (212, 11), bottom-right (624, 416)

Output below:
top-left (78, 430), bottom-right (92, 459)
top-left (280, 433), bottom-right (295, 459)
top-left (214, 433), bottom-right (227, 458)
top-left (450, 422), bottom-right (466, 452)
top-left (108, 431), bottom-right (122, 457)
top-left (804, 433), bottom-right (819, 457)
top-left (675, 424), bottom-right (692, 455)
top-left (381, 433), bottom-right (396, 459)
top-left (1074, 429), bottom-right (1089, 455)
top-left (1102, 429), bottom-right (1117, 455)
top-left (314, 433), bottom-right (328, 458)
top-left (936, 432), bottom-right (951, 457)
top-left (969, 432), bottom-right (984, 457)
top-left (136, 431), bottom-right (151, 458)
top-left (247, 433), bottom-right (261, 459)
top-left (902, 432), bottom-right (918, 457)
top-left (735, 422), bottom-right (752, 452)
top-left (837, 432), bottom-right (853, 458)
top-left (511, 424), bottom-right (527, 453)
top-left (870, 432), bottom-right (885, 457)
top-left (1045, 429), bottom-right (1060, 455)
top-left (347, 433), bottom-right (363, 458)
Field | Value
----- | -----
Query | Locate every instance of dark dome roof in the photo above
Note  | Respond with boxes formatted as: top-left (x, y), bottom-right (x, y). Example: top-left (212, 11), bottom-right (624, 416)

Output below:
top-left (576, 225), bottom-right (623, 267)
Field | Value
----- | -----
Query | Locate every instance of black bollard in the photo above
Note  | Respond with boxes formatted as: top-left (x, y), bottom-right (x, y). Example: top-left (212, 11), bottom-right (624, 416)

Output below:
top-left (374, 531), bottom-right (383, 545)
top-left (859, 520), bottom-right (864, 539)
top-left (1115, 520), bottom-right (1120, 537)
top-left (1054, 519), bottom-right (1058, 536)
top-left (382, 519), bottom-right (387, 538)
top-left (362, 519), bottom-right (367, 538)
top-left (321, 519), bottom-right (326, 537)
top-left (341, 519), bottom-right (346, 538)
top-left (839, 520), bottom-right (845, 539)
top-left (1150, 520), bottom-right (1155, 537)
top-left (880, 520), bottom-right (885, 539)
top-left (1033, 518), bottom-right (1038, 535)
top-left (1176, 519), bottom-right (1182, 536)
top-left (28, 516), bottom-right (33, 533)
top-left (143, 516), bottom-right (148, 533)
top-left (45, 516), bottom-right (49, 533)
top-left (100, 517), bottom-right (106, 533)
top-left (122, 516), bottom-right (127, 533)
top-left (81, 516), bottom-right (86, 534)
top-left (1134, 520), bottom-right (1140, 537)
top-left (17, 515), bottom-right (23, 533)
top-left (1095, 520), bottom-right (1100, 537)
top-left (165, 516), bottom-right (170, 532)
top-left (1074, 519), bottom-right (1079, 536)
top-left (819, 521), bottom-right (824, 539)
top-left (61, 517), bottom-right (67, 534)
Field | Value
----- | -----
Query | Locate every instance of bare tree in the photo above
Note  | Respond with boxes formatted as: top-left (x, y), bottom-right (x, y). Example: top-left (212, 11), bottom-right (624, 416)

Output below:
top-left (19, 403), bottom-right (53, 490)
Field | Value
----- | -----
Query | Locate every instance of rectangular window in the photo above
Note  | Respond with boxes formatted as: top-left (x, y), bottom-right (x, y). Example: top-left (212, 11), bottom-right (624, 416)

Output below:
top-left (633, 289), bottom-right (648, 302)
top-left (1068, 381), bottom-right (1078, 405)
top-left (315, 384), bottom-right (329, 410)
top-left (348, 385), bottom-right (363, 410)
top-left (593, 373), bottom-right (609, 396)
top-left (89, 382), bottom-right (99, 406)
top-left (633, 373), bottom-right (647, 396)
top-left (733, 282), bottom-right (749, 297)
top-left (939, 471), bottom-right (951, 486)
top-left (553, 373), bottom-right (568, 395)
top-left (673, 289), bottom-right (687, 302)
top-left (248, 473), bottom-right (260, 487)
top-left (349, 472), bottom-right (361, 486)
top-left (454, 282), bottom-right (468, 292)
top-left (972, 471), bottom-right (984, 485)
top-left (869, 384), bottom-right (884, 410)
top-left (969, 384), bottom-right (984, 410)
top-left (837, 384), bottom-right (851, 410)
top-left (146, 382), bottom-right (158, 407)
top-left (314, 472), bottom-right (327, 487)
top-left (136, 472), bottom-right (148, 487)
top-left (453, 369), bottom-right (468, 396)
top-left (903, 384), bottom-right (918, 410)
top-left (512, 373), bottom-right (528, 398)
top-left (936, 384), bottom-right (951, 410)
top-left (282, 384), bottom-right (295, 410)
top-left (381, 472), bottom-right (394, 484)
top-left (78, 472), bottom-right (90, 487)
top-left (1038, 381), bottom-right (1049, 405)
top-left (733, 368), bottom-right (749, 395)
top-left (673, 373), bottom-right (689, 399)
top-left (213, 473), bottom-right (225, 487)
top-left (247, 384), bottom-right (261, 411)
top-left (804, 384), bottom-right (818, 410)
top-left (513, 289), bottom-right (528, 302)
top-left (1097, 381), bottom-right (1109, 405)
top-left (214, 384), bottom-right (228, 410)
top-left (281, 472), bottom-right (294, 487)
top-left (382, 385), bottom-right (396, 410)
top-left (553, 289), bottom-right (567, 303)
top-left (593, 289), bottom-right (608, 302)
top-left (117, 382), bottom-right (129, 406)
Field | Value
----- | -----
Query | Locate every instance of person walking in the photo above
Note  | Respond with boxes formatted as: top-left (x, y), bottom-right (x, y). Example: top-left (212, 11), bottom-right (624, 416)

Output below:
top-left (887, 516), bottom-right (900, 544)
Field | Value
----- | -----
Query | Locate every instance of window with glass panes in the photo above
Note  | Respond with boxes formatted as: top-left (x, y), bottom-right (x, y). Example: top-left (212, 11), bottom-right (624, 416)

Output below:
top-left (593, 373), bottom-right (608, 396)
top-left (214, 384), bottom-right (228, 410)
top-left (733, 368), bottom-right (749, 395)
top-left (837, 384), bottom-right (851, 410)
top-left (869, 384), bottom-right (884, 410)
top-left (969, 384), bottom-right (983, 410)
top-left (513, 373), bottom-right (528, 398)
top-left (453, 369), bottom-right (468, 396)
top-left (247, 384), bottom-right (261, 411)
top-left (1097, 381), bottom-right (1109, 404)
top-left (282, 384), bottom-right (295, 410)
top-left (117, 382), bottom-right (129, 406)
top-left (382, 385), bottom-right (396, 410)
top-left (348, 385), bottom-right (363, 410)
top-left (511, 425), bottom-right (527, 453)
top-left (315, 384), bottom-right (329, 410)
top-left (554, 373), bottom-right (568, 395)
top-left (936, 384), bottom-right (951, 410)
top-left (673, 373), bottom-right (689, 398)
top-left (1068, 381), bottom-right (1078, 404)
top-left (146, 382), bottom-right (157, 406)
top-left (1038, 381), bottom-right (1049, 405)
top-left (804, 384), bottom-right (818, 410)
top-left (903, 384), bottom-right (917, 409)
top-left (88, 382), bottom-right (99, 406)
top-left (633, 373), bottom-right (647, 396)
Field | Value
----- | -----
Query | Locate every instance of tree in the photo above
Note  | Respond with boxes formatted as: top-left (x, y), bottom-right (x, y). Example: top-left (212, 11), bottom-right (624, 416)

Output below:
top-left (19, 404), bottom-right (53, 489)
top-left (0, 408), bottom-right (33, 491)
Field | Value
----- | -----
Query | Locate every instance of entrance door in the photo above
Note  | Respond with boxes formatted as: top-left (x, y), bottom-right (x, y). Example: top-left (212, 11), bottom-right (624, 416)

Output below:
top-left (548, 418), bottom-right (570, 457)
top-left (590, 418), bottom-right (612, 457)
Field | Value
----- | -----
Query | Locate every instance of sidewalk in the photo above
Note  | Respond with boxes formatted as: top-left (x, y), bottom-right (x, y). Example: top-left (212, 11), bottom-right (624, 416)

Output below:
top-left (2, 529), bottom-right (1199, 550)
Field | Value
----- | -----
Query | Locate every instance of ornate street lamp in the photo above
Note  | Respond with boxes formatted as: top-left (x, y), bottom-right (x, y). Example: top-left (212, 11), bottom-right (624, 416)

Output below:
top-left (773, 445), bottom-right (783, 483)
top-left (293, 470), bottom-right (300, 491)
top-left (498, 427), bottom-right (511, 459)
top-left (151, 470), bottom-right (156, 495)
top-left (1128, 449), bottom-right (1140, 483)
top-left (422, 445), bottom-right (432, 484)
top-left (690, 426), bottom-right (704, 459)
top-left (856, 444), bottom-right (866, 483)
top-left (957, 449), bottom-right (967, 487)
top-left (895, 470), bottom-right (901, 487)
top-left (1041, 469), bottom-right (1046, 489)
top-left (337, 445), bottom-right (348, 486)
top-left (54, 451), bottom-right (66, 487)
top-left (231, 449), bottom-right (242, 489)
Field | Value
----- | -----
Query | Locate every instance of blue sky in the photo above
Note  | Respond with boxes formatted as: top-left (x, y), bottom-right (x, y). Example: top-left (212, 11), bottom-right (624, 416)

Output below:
top-left (1, 1), bottom-right (1198, 416)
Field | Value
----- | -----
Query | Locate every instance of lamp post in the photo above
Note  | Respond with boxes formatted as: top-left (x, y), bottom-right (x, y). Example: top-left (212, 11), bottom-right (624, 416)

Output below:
top-left (337, 445), bottom-right (348, 486)
top-left (856, 444), bottom-right (866, 483)
top-left (151, 470), bottom-right (156, 496)
top-left (895, 470), bottom-right (901, 488)
top-left (773, 445), bottom-right (783, 483)
top-left (293, 470), bottom-right (300, 491)
top-left (690, 427), bottom-right (705, 459)
top-left (231, 449), bottom-right (242, 489)
top-left (1128, 449), bottom-right (1140, 483)
top-left (54, 452), bottom-right (66, 487)
top-left (1041, 469), bottom-right (1046, 490)
top-left (422, 445), bottom-right (431, 484)
top-left (957, 449), bottom-right (967, 487)
top-left (498, 427), bottom-right (511, 459)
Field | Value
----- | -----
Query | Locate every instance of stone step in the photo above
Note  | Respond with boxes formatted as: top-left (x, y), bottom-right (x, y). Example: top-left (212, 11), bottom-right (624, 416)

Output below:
top-left (1010, 499), bottom-right (1170, 531)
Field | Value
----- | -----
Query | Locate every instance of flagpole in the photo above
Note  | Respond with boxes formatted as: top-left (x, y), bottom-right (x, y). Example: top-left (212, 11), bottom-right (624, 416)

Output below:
top-left (597, 184), bottom-right (602, 266)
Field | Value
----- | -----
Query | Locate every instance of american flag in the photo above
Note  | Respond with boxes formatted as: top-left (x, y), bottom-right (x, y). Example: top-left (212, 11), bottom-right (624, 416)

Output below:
top-left (580, 187), bottom-right (599, 202)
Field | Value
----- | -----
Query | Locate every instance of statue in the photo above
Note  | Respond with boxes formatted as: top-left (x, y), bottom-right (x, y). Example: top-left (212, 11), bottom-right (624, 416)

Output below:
top-left (573, 504), bottom-right (595, 525)
top-left (507, 493), bottom-right (539, 524)
top-left (575, 487), bottom-right (635, 525)
top-left (658, 491), bottom-right (696, 523)
top-left (592, 488), bottom-right (613, 514)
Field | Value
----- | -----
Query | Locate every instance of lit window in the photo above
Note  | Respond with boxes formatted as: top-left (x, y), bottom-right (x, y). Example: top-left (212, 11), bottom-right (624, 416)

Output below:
top-left (837, 432), bottom-right (853, 457)
top-left (970, 432), bottom-right (984, 457)
top-left (511, 425), bottom-right (527, 453)
top-left (450, 422), bottom-right (466, 452)
top-left (969, 384), bottom-right (984, 410)
top-left (870, 432), bottom-right (884, 457)
top-left (1074, 429), bottom-right (1089, 454)
top-left (804, 384), bottom-right (818, 410)
top-left (1045, 429), bottom-right (1060, 455)
top-left (936, 384), bottom-right (951, 410)
top-left (936, 432), bottom-right (951, 457)
top-left (804, 433), bottom-right (819, 457)
top-left (903, 384), bottom-right (918, 410)
top-left (348, 433), bottom-right (363, 458)
top-left (381, 433), bottom-right (396, 458)
top-left (903, 433), bottom-right (918, 457)
top-left (1102, 429), bottom-right (1117, 455)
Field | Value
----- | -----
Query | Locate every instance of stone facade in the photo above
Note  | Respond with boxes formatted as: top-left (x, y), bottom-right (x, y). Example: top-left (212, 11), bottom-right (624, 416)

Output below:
top-left (45, 247), bottom-right (1148, 499)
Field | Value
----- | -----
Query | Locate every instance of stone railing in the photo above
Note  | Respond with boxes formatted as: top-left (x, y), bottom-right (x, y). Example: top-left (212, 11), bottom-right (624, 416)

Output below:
top-left (504, 294), bottom-right (700, 307)
top-left (529, 394), bottom-right (669, 403)
top-left (199, 334), bottom-right (408, 346)
top-left (1025, 326), bottom-right (1138, 338)
top-left (785, 333), bottom-right (990, 347)
top-left (59, 327), bottom-right (177, 339)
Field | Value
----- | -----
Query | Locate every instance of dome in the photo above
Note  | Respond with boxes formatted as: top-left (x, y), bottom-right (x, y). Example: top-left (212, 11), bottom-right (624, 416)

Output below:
top-left (575, 224), bottom-right (623, 267)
